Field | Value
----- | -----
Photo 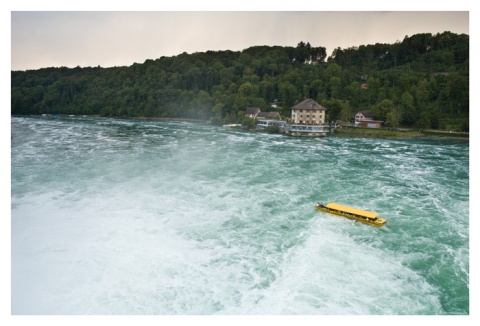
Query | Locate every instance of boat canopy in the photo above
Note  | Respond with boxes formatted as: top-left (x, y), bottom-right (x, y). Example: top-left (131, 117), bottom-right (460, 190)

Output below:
top-left (326, 203), bottom-right (379, 219)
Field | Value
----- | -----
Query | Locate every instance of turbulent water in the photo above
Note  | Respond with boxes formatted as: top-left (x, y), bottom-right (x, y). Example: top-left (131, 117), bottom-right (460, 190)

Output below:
top-left (11, 116), bottom-right (469, 315)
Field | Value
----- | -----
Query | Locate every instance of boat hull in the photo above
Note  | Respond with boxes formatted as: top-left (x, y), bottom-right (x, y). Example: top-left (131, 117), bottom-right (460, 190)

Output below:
top-left (315, 205), bottom-right (387, 227)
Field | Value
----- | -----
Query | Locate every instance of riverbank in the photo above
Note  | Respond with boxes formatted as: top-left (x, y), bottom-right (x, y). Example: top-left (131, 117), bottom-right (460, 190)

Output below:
top-left (27, 114), bottom-right (469, 140)
top-left (334, 126), bottom-right (469, 139)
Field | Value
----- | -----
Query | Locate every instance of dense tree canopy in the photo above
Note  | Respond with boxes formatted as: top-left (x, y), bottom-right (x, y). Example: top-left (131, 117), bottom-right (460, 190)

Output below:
top-left (12, 31), bottom-right (469, 130)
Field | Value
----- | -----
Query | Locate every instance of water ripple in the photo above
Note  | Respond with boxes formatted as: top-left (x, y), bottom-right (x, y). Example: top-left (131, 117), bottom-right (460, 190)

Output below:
top-left (11, 116), bottom-right (469, 315)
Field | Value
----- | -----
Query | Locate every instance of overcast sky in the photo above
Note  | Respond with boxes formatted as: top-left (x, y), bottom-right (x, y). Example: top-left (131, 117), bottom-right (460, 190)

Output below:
top-left (10, 9), bottom-right (469, 71)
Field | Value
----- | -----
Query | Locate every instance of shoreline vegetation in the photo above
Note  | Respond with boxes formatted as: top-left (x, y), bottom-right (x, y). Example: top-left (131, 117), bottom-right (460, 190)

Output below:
top-left (12, 32), bottom-right (468, 134)
top-left (19, 114), bottom-right (468, 140)
top-left (334, 125), bottom-right (469, 139)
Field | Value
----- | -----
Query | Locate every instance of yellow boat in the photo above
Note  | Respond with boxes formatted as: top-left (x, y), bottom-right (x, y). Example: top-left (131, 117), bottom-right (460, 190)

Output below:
top-left (314, 202), bottom-right (387, 227)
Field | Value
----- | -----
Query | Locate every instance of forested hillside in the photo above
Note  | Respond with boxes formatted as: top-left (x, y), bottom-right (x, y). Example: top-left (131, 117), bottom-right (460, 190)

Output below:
top-left (11, 31), bottom-right (469, 131)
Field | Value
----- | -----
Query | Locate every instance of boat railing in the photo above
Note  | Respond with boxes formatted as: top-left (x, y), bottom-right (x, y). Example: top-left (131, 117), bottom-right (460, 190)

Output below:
top-left (318, 205), bottom-right (376, 221)
top-left (316, 202), bottom-right (386, 226)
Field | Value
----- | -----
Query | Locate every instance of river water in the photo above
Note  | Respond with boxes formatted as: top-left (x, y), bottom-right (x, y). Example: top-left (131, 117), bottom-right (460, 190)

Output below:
top-left (11, 116), bottom-right (469, 315)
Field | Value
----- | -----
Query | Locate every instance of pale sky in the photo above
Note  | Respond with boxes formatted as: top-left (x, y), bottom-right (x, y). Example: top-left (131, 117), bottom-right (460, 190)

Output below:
top-left (9, 7), bottom-right (470, 71)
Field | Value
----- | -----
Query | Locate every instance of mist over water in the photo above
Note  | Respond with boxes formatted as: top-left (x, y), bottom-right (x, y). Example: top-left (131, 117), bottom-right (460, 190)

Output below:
top-left (11, 116), bottom-right (469, 315)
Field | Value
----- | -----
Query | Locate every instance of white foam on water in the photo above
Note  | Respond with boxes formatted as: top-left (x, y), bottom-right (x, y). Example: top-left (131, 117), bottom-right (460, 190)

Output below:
top-left (11, 117), bottom-right (469, 315)
top-left (12, 190), bottom-right (220, 314)
top-left (217, 217), bottom-right (443, 315)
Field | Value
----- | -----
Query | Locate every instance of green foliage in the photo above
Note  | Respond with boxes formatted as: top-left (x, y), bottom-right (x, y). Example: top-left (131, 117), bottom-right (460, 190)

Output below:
top-left (11, 32), bottom-right (468, 130)
top-left (385, 110), bottom-right (401, 128)
top-left (241, 117), bottom-right (257, 130)
top-left (399, 91), bottom-right (417, 125)
top-left (373, 99), bottom-right (394, 122)
top-left (323, 98), bottom-right (351, 123)
top-left (418, 111), bottom-right (431, 129)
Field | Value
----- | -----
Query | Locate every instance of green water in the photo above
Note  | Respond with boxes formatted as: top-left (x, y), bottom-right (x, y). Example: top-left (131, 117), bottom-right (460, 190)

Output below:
top-left (11, 116), bottom-right (469, 314)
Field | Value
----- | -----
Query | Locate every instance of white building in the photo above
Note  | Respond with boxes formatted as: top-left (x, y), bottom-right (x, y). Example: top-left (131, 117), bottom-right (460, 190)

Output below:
top-left (285, 98), bottom-right (329, 137)
top-left (290, 98), bottom-right (327, 125)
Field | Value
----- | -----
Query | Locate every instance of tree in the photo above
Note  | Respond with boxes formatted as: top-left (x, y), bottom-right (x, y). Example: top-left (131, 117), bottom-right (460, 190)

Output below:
top-left (447, 73), bottom-right (468, 115)
top-left (11, 34), bottom-right (469, 128)
top-left (329, 77), bottom-right (342, 99)
top-left (399, 91), bottom-right (417, 126)
top-left (325, 63), bottom-right (342, 79)
top-left (310, 46), bottom-right (327, 63)
top-left (418, 111), bottom-right (431, 129)
top-left (373, 99), bottom-right (394, 122)
top-left (339, 101), bottom-right (353, 123)
top-left (385, 109), bottom-right (400, 128)
top-left (325, 98), bottom-right (349, 122)
top-left (278, 81), bottom-right (297, 107)
top-left (211, 102), bottom-right (224, 120)
top-left (190, 90), bottom-right (214, 119)
top-left (294, 42), bottom-right (310, 63)
top-left (259, 80), bottom-right (275, 102)
top-left (238, 82), bottom-right (255, 97)
top-left (430, 109), bottom-right (440, 129)
top-left (310, 79), bottom-right (324, 100)
top-left (241, 116), bottom-right (257, 130)
top-left (343, 81), bottom-right (361, 106)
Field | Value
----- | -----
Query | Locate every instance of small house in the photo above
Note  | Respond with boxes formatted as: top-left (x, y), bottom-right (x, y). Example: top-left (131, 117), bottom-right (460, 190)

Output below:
top-left (357, 120), bottom-right (383, 128)
top-left (355, 111), bottom-right (374, 122)
top-left (257, 111), bottom-right (281, 120)
top-left (355, 111), bottom-right (382, 128)
top-left (245, 107), bottom-right (261, 118)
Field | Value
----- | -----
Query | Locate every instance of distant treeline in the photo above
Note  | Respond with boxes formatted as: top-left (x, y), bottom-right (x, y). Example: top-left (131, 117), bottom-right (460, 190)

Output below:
top-left (11, 31), bottom-right (469, 131)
